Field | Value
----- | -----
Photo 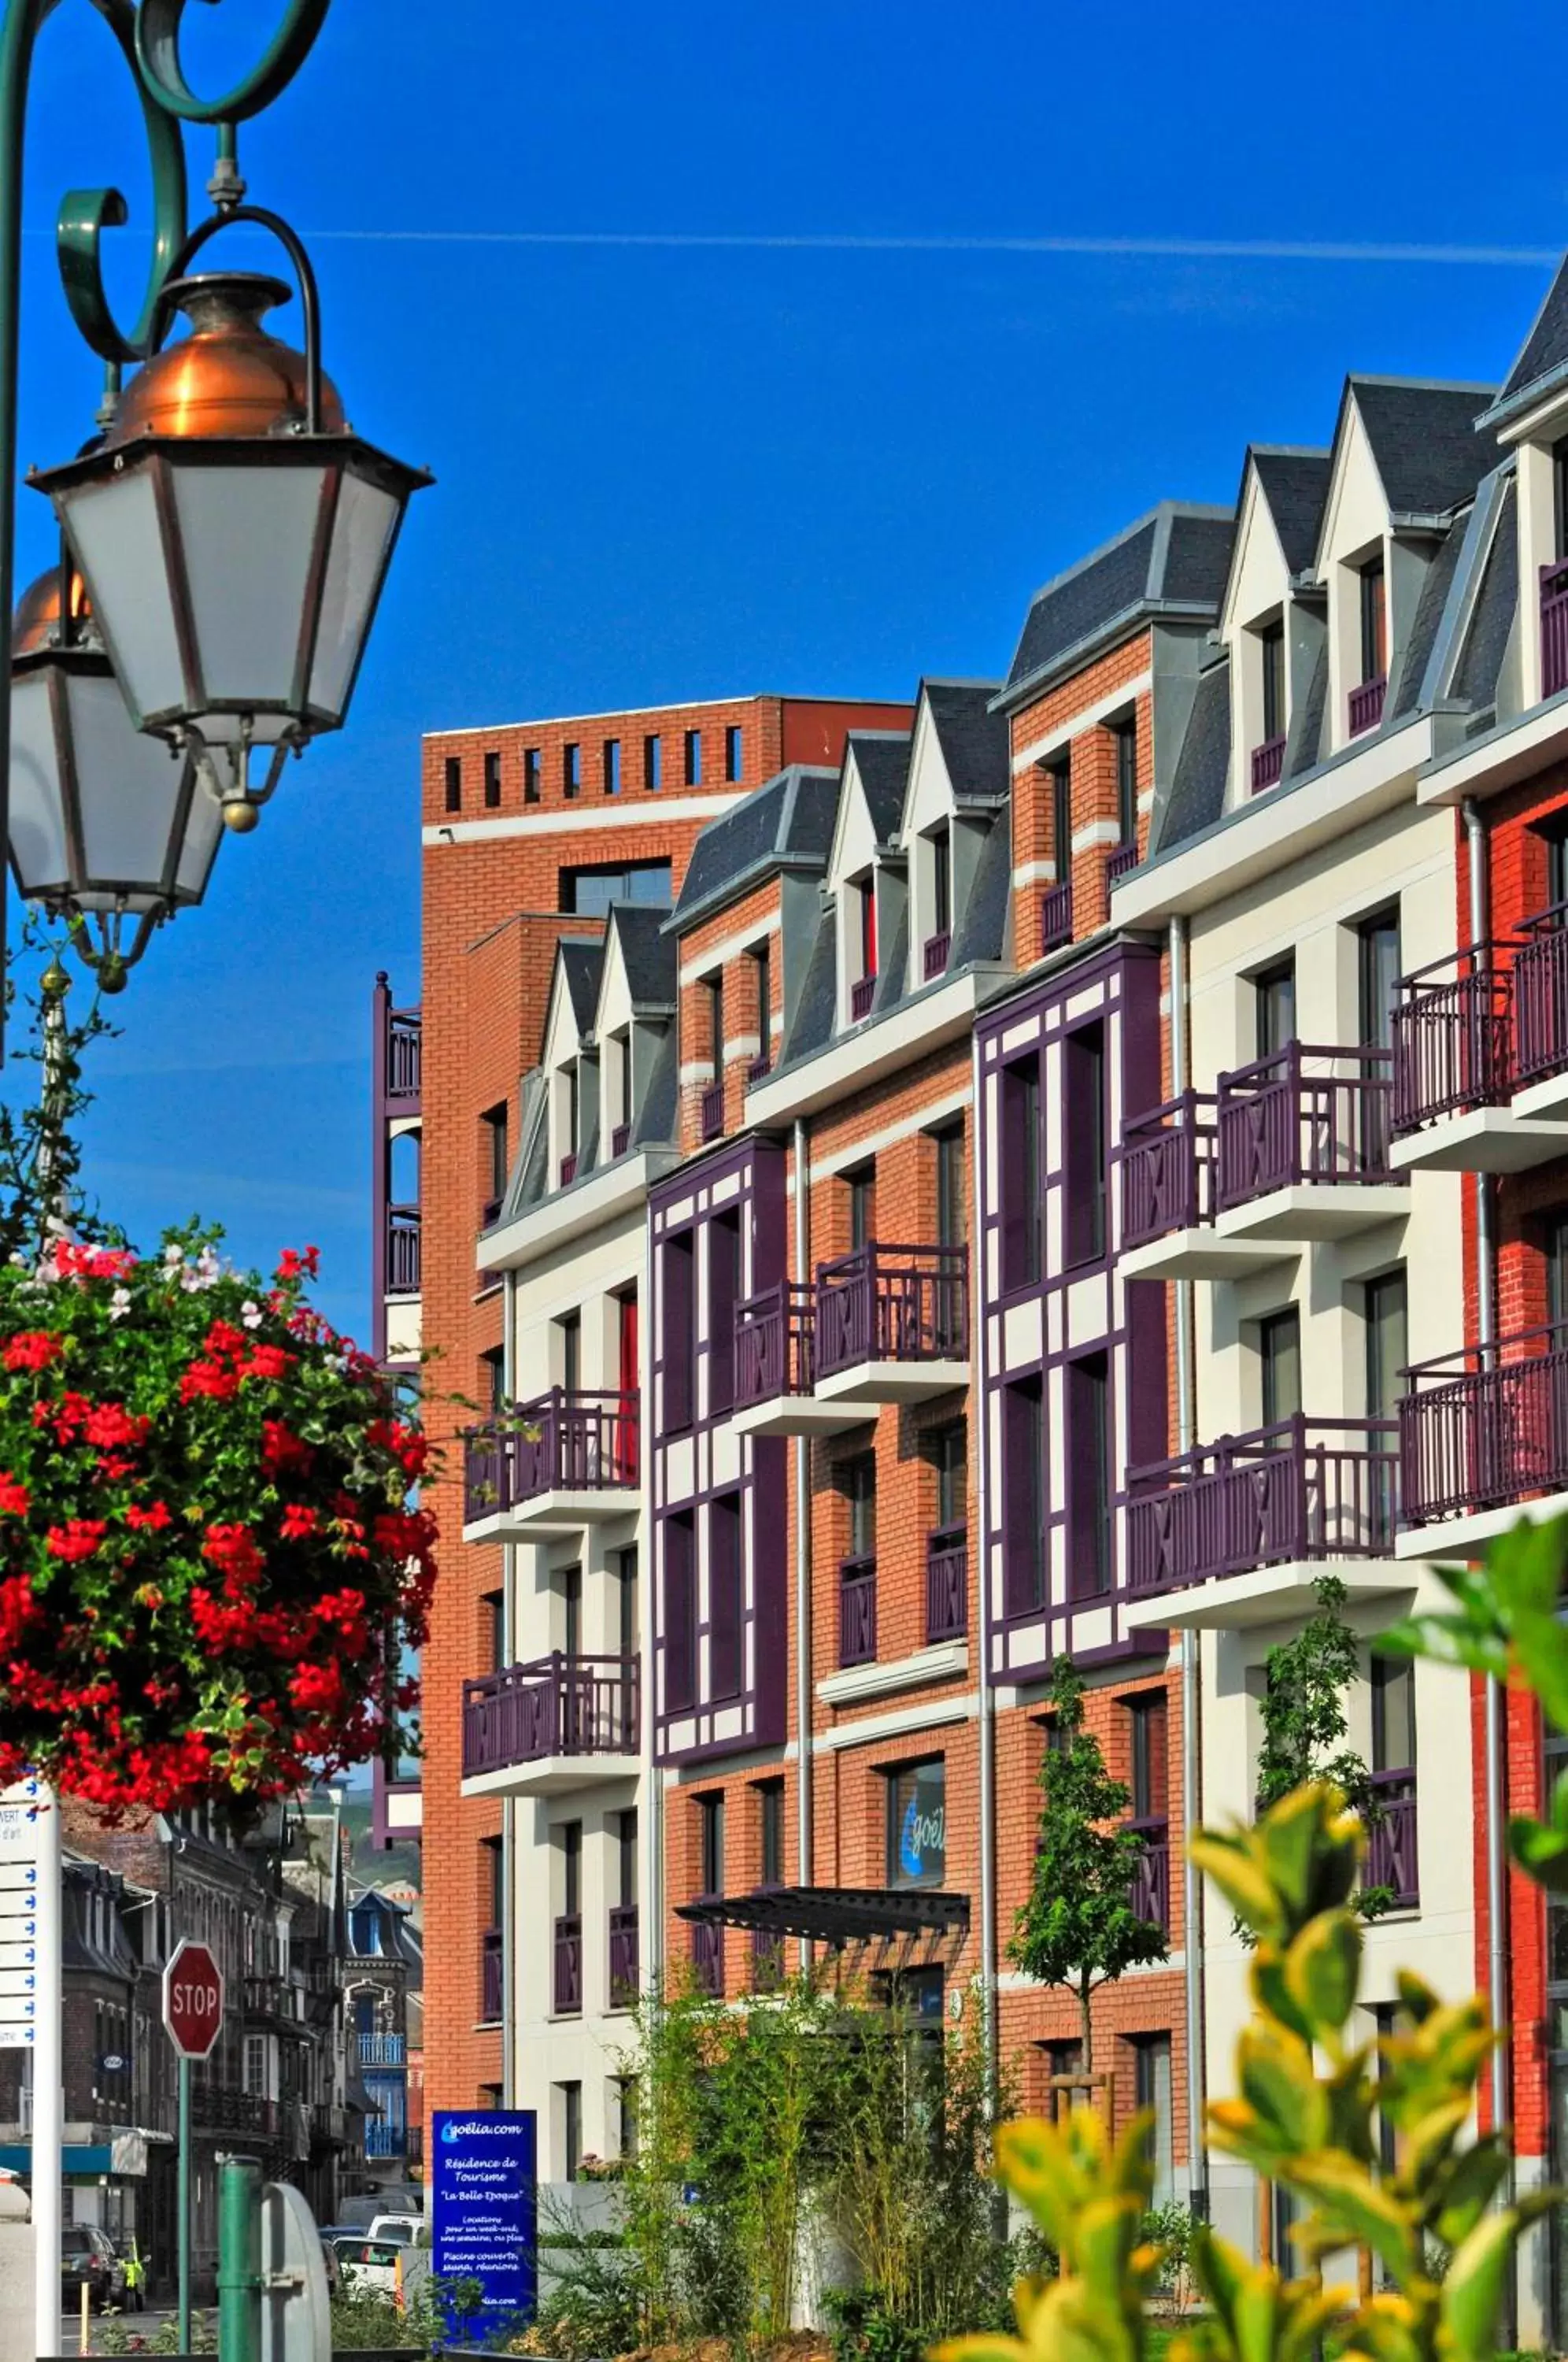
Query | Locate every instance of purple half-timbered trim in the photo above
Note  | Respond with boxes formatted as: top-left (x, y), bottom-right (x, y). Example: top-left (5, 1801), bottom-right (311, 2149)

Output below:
top-left (649, 1137), bottom-right (788, 1765)
top-left (977, 941), bottom-right (1168, 1686)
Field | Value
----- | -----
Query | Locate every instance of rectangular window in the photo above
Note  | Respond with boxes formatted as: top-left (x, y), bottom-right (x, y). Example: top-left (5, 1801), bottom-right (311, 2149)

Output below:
top-left (663, 1512), bottom-right (696, 1712)
top-left (846, 1164), bottom-right (875, 1254)
top-left (1358, 907), bottom-right (1402, 1052)
top-left (603, 738), bottom-right (621, 795)
top-left (562, 1562), bottom-right (582, 1662)
top-left (934, 1124), bottom-right (966, 1249)
top-left (704, 972), bottom-right (723, 1070)
top-left (564, 742), bottom-right (582, 798)
top-left (708, 1210), bottom-right (741, 1414)
top-left (616, 1546), bottom-right (639, 1662)
top-left (561, 2082), bottom-right (582, 2182)
top-left (1260, 1307), bottom-right (1302, 1427)
top-left (1254, 960), bottom-right (1296, 1060)
top-left (482, 1102), bottom-right (508, 1217)
top-left (1128, 1693), bottom-right (1168, 1820)
top-left (758, 1779), bottom-right (784, 1888)
top-left (617, 1809), bottom-right (638, 1910)
top-left (1044, 2037), bottom-right (1087, 2111)
top-left (560, 1820), bottom-right (582, 1917)
top-left (698, 1793), bottom-right (725, 1897)
top-left (1260, 621), bottom-right (1285, 744)
top-left (1551, 1211), bottom-right (1568, 1330)
top-left (725, 724), bottom-right (744, 783)
top-left (886, 1760), bottom-right (945, 1890)
top-left (684, 728), bottom-right (702, 787)
top-left (751, 942), bottom-right (771, 1068)
top-left (1067, 1353), bottom-right (1111, 1599)
top-left (858, 878), bottom-right (877, 983)
top-left (1113, 716), bottom-right (1137, 845)
top-left (1063, 1023), bottom-right (1107, 1265)
top-left (932, 1420), bottom-right (967, 1531)
top-left (444, 755), bottom-right (462, 813)
top-left (1365, 1271), bottom-right (1407, 1420)
top-left (1000, 1056), bottom-right (1041, 1290)
top-left (523, 746), bottom-right (542, 803)
top-left (485, 1834), bottom-right (505, 1928)
top-left (483, 750), bottom-right (501, 809)
top-left (1372, 1653), bottom-right (1417, 1774)
top-left (709, 1490), bottom-right (743, 1702)
top-left (1133, 2034), bottom-right (1174, 2201)
top-left (842, 1450), bottom-right (877, 1559)
top-left (932, 824), bottom-right (952, 938)
top-left (558, 859), bottom-right (673, 917)
top-left (484, 1590), bottom-right (506, 1673)
top-left (1004, 1378), bottom-right (1045, 1616)
top-left (644, 733), bottom-right (662, 791)
top-left (557, 1309), bottom-right (581, 1399)
top-left (1555, 439), bottom-right (1568, 564)
top-left (481, 1346), bottom-right (505, 1413)
top-left (1051, 759), bottom-right (1071, 879)
top-left (1360, 557), bottom-right (1388, 684)
top-left (661, 1231), bottom-right (695, 1430)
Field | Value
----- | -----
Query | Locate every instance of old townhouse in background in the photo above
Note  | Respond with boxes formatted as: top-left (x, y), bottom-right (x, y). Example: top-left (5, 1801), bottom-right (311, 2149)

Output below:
top-left (389, 242), bottom-right (1568, 2337)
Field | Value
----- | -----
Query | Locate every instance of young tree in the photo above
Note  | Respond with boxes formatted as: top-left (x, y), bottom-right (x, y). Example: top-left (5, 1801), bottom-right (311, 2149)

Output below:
top-left (1253, 1571), bottom-right (1391, 1920)
top-left (1008, 1656), bottom-right (1168, 2071)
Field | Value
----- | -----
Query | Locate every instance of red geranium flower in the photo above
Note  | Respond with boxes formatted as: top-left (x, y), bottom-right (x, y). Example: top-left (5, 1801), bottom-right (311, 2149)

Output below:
top-left (125, 1502), bottom-right (172, 1534)
top-left (279, 1503), bottom-right (318, 1541)
top-left (0, 1473), bottom-right (29, 1517)
top-left (46, 1520), bottom-right (106, 1563)
top-left (241, 1344), bottom-right (293, 1383)
top-left (3, 1332), bottom-right (61, 1372)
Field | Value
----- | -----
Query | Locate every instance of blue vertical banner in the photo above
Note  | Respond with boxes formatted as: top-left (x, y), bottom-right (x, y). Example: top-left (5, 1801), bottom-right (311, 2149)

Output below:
top-left (433, 2109), bottom-right (538, 2342)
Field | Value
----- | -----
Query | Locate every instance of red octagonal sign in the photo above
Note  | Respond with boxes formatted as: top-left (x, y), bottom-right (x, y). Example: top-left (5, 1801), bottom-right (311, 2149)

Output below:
top-left (163, 1938), bottom-right (224, 2060)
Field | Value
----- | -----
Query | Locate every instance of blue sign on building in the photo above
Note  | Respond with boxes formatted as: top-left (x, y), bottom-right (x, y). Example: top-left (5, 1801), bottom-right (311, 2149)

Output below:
top-left (432, 2110), bottom-right (538, 2341)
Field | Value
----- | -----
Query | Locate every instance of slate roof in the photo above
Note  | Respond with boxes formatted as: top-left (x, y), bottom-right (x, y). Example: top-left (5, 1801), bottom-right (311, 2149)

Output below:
top-left (1156, 658), bottom-right (1231, 853)
top-left (1389, 516), bottom-right (1466, 721)
top-left (1450, 482), bottom-right (1519, 710)
top-left (560, 940), bottom-right (605, 1036)
top-left (923, 679), bottom-right (1009, 803)
top-left (848, 731), bottom-right (911, 845)
top-left (670, 765), bottom-right (839, 931)
top-left (607, 901), bottom-right (675, 1009)
top-left (949, 809), bottom-right (1011, 964)
top-left (1250, 449), bottom-right (1331, 576)
top-left (778, 909), bottom-right (838, 1069)
top-left (631, 1024), bottom-right (678, 1150)
top-left (1001, 503), bottom-right (1233, 705)
top-left (1485, 252), bottom-right (1568, 428)
top-left (1351, 378), bottom-right (1497, 520)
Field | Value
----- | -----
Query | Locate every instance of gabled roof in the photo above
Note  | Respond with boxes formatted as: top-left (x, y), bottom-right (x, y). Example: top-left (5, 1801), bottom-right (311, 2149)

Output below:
top-left (669, 765), bottom-right (839, 934)
top-left (1481, 251), bottom-right (1568, 431)
top-left (560, 940), bottom-right (605, 1036)
top-left (846, 730), bottom-right (911, 844)
top-left (999, 502), bottom-right (1233, 708)
top-left (1346, 376), bottom-right (1497, 520)
top-left (605, 902), bottom-right (675, 1011)
top-left (1249, 448), bottom-right (1332, 576)
top-left (1156, 655), bottom-right (1230, 854)
top-left (921, 679), bottom-right (1009, 804)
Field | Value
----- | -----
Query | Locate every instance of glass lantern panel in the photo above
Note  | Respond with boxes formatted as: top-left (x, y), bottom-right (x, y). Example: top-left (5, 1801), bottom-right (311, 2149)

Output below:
top-left (308, 470), bottom-right (401, 722)
top-left (172, 461), bottom-right (329, 709)
top-left (54, 469), bottom-right (186, 727)
top-left (9, 671), bottom-right (69, 897)
top-left (68, 673), bottom-right (190, 905)
top-left (175, 781), bottom-right (224, 903)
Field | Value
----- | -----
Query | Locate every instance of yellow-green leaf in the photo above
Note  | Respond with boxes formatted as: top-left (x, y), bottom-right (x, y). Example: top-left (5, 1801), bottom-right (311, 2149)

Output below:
top-left (1285, 2150), bottom-right (1418, 2282)
top-left (1283, 1910), bottom-right (1361, 2032)
top-left (1440, 2207), bottom-right (1522, 2362)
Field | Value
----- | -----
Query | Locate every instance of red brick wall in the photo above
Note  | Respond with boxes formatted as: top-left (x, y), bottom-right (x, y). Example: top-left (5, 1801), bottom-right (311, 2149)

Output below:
top-left (1008, 634), bottom-right (1152, 963)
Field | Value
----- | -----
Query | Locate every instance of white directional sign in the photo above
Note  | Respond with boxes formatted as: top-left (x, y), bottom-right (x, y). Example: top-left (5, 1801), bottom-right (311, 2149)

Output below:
top-left (0, 1782), bottom-right (47, 2052)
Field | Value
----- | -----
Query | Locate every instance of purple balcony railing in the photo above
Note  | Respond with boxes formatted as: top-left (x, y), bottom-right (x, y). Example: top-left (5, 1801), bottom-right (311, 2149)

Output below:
top-left (851, 974), bottom-right (878, 1024)
top-left (1511, 901), bottom-right (1568, 1088)
top-left (462, 1653), bottom-right (640, 1777)
top-left (1128, 1817), bottom-right (1170, 1933)
top-left (1543, 558), bottom-right (1568, 701)
top-left (735, 1281), bottom-right (815, 1408)
top-left (692, 1917), bottom-right (724, 1997)
top-left (608, 1904), bottom-right (639, 2005)
top-left (481, 1927), bottom-right (503, 2023)
top-left (814, 1241), bottom-right (968, 1379)
top-left (463, 1389), bottom-right (640, 1521)
top-left (747, 1051), bottom-right (771, 1084)
top-left (1348, 676), bottom-right (1387, 737)
top-left (386, 1005), bottom-right (422, 1103)
top-left (1364, 1769), bottom-right (1418, 1908)
top-left (1106, 840), bottom-right (1139, 889)
top-left (926, 1524), bottom-right (967, 1642)
top-left (553, 1914), bottom-right (582, 2015)
top-left (1392, 945), bottom-right (1514, 1131)
top-left (1251, 735), bottom-right (1287, 793)
top-left (1215, 1042), bottom-right (1399, 1209)
top-left (386, 1204), bottom-right (421, 1295)
top-left (1120, 1091), bottom-right (1218, 1249)
top-left (923, 931), bottom-right (951, 982)
top-left (1127, 1416), bottom-right (1399, 1595)
top-left (558, 1152), bottom-right (578, 1188)
top-left (839, 1554), bottom-right (877, 1667)
top-left (480, 1194), bottom-right (504, 1230)
top-left (701, 1081), bottom-right (725, 1141)
top-left (1040, 879), bottom-right (1073, 953)
top-left (611, 1121), bottom-right (631, 1160)
top-left (1401, 1320), bottom-right (1568, 1527)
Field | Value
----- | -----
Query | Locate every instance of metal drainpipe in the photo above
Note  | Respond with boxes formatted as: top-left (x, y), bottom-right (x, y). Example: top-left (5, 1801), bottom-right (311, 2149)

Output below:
top-left (971, 1027), bottom-right (998, 2105)
top-left (1168, 913), bottom-right (1207, 2217)
top-left (501, 1262), bottom-right (518, 2109)
top-left (1464, 799), bottom-right (1511, 2197)
top-left (793, 1117), bottom-right (814, 1962)
top-left (645, 1214), bottom-right (664, 2005)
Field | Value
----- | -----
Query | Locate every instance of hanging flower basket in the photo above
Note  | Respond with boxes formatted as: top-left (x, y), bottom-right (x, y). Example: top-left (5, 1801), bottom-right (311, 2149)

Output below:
top-left (0, 1227), bottom-right (434, 1813)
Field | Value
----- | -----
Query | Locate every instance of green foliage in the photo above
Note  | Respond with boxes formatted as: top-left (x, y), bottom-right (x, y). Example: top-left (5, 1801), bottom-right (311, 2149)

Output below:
top-left (1253, 1575), bottom-right (1392, 1923)
top-left (824, 2286), bottom-right (930, 2362)
top-left (1141, 2201), bottom-right (1195, 2312)
top-left (328, 2280), bottom-right (440, 2348)
top-left (1008, 1657), bottom-right (1169, 2065)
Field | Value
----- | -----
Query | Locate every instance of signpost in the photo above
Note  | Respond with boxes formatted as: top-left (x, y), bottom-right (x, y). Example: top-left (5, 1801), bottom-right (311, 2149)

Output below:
top-left (432, 2110), bottom-right (537, 2344)
top-left (164, 1939), bottom-right (224, 2353)
top-left (0, 1776), bottom-right (56, 2362)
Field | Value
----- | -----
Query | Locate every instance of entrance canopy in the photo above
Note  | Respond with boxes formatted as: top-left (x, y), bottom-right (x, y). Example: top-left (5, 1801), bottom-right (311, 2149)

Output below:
top-left (675, 1884), bottom-right (969, 1949)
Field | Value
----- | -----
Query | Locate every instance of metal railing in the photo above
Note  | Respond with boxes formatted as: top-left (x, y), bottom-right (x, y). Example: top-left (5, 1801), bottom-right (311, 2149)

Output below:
top-left (1106, 840), bottom-right (1139, 889)
top-left (735, 1281), bottom-right (815, 1407)
top-left (692, 1917), bottom-right (724, 1997)
top-left (1251, 735), bottom-right (1286, 793)
top-left (701, 1081), bottom-right (725, 1141)
top-left (559, 1151), bottom-right (579, 1187)
top-left (1512, 899), bottom-right (1568, 1087)
top-left (1215, 1042), bottom-right (1399, 1208)
top-left (364, 2120), bottom-right (410, 2159)
top-left (385, 1204), bottom-right (420, 1296)
top-left (850, 975), bottom-right (878, 1024)
top-left (1040, 879), bottom-right (1073, 953)
top-left (1348, 675), bottom-right (1387, 737)
top-left (610, 1121), bottom-right (631, 1159)
top-left (923, 931), bottom-right (951, 982)
top-left (481, 1928), bottom-right (502, 2022)
top-left (1392, 944), bottom-right (1514, 1131)
top-left (1543, 557), bottom-right (1568, 701)
top-left (746, 1050), bottom-right (771, 1084)
top-left (926, 1524), bottom-right (967, 1642)
top-left (1120, 1091), bottom-right (1217, 1248)
top-left (1365, 1768), bottom-right (1418, 1908)
top-left (1401, 1320), bottom-right (1568, 1525)
top-left (1126, 1416), bottom-right (1400, 1594)
top-left (463, 1390), bottom-right (640, 1521)
top-left (357, 2032), bottom-right (405, 2068)
top-left (1128, 1817), bottom-right (1170, 1933)
top-left (609, 1903), bottom-right (639, 2005)
top-left (554, 1914), bottom-right (582, 2015)
top-left (815, 1241), bottom-right (969, 1378)
top-left (839, 1554), bottom-right (877, 1667)
top-left (386, 1006), bottom-right (422, 1102)
top-left (463, 1654), bottom-right (641, 1776)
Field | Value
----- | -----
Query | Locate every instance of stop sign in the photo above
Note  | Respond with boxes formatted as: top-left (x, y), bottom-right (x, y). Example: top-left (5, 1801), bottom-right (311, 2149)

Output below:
top-left (163, 1938), bottom-right (224, 2060)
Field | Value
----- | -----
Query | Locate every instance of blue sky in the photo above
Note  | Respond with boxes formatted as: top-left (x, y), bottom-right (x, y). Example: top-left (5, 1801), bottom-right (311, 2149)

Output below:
top-left (5, 0), bottom-right (1566, 1338)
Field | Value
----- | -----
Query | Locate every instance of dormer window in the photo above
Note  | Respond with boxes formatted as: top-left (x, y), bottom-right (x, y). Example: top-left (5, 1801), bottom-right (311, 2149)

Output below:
top-left (610, 1031), bottom-right (632, 1159)
top-left (1545, 439), bottom-right (1568, 702)
top-left (748, 942), bottom-right (771, 1083)
top-left (1115, 718), bottom-right (1137, 850)
top-left (1350, 557), bottom-right (1388, 736)
top-left (1252, 620), bottom-right (1287, 793)
top-left (851, 877), bottom-right (877, 1022)
top-left (701, 973), bottom-right (724, 1142)
top-left (560, 1068), bottom-right (578, 1188)
top-left (923, 824), bottom-right (952, 982)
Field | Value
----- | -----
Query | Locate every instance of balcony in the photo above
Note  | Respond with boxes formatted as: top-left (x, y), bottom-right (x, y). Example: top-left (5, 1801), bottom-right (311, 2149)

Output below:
top-left (692, 1916), bottom-right (724, 1997)
top-left (462, 1653), bottom-right (640, 1797)
top-left (925, 1525), bottom-right (967, 1642)
top-left (559, 1151), bottom-right (579, 1188)
top-left (1250, 736), bottom-right (1286, 794)
top-left (1389, 917), bottom-right (1568, 1170)
top-left (609, 1903), bottom-right (639, 2008)
top-left (358, 2032), bottom-right (406, 2068)
top-left (1125, 1416), bottom-right (1406, 1631)
top-left (1365, 1769), bottom-right (1418, 1909)
top-left (610, 1121), bottom-right (631, 1160)
top-left (1397, 1321), bottom-right (1568, 1557)
top-left (384, 1001), bottom-right (421, 1105)
top-left (746, 1051), bottom-right (771, 1085)
top-left (1348, 675), bottom-right (1386, 738)
top-left (732, 1283), bottom-right (876, 1437)
top-left (850, 975), bottom-right (878, 1024)
top-left (1119, 1093), bottom-right (1289, 1283)
top-left (1128, 1817), bottom-right (1169, 1934)
top-left (463, 1389), bottom-right (640, 1539)
top-left (838, 1554), bottom-right (877, 1668)
top-left (554, 1914), bottom-right (582, 2016)
top-left (813, 1242), bottom-right (968, 1403)
top-left (1106, 840), bottom-right (1139, 890)
top-left (923, 931), bottom-right (951, 983)
top-left (701, 1081), bottom-right (725, 1142)
top-left (364, 2120), bottom-right (410, 2160)
top-left (386, 1205), bottom-right (420, 1296)
top-left (481, 1927), bottom-right (502, 2023)
top-left (1512, 904), bottom-right (1568, 1119)
top-left (1543, 557), bottom-right (1568, 702)
top-left (1040, 879), bottom-right (1072, 954)
top-left (1209, 1043), bottom-right (1407, 1244)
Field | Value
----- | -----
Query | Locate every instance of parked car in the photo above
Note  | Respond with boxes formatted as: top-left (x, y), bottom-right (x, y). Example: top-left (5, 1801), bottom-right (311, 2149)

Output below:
top-left (331, 2236), bottom-right (405, 2299)
top-left (61, 2226), bottom-right (120, 2310)
top-left (368, 2212), bottom-right (428, 2246)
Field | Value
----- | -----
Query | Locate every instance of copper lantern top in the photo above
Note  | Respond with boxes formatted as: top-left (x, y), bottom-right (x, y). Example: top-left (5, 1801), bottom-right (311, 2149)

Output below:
top-left (12, 565), bottom-right (91, 658)
top-left (109, 272), bottom-right (346, 444)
